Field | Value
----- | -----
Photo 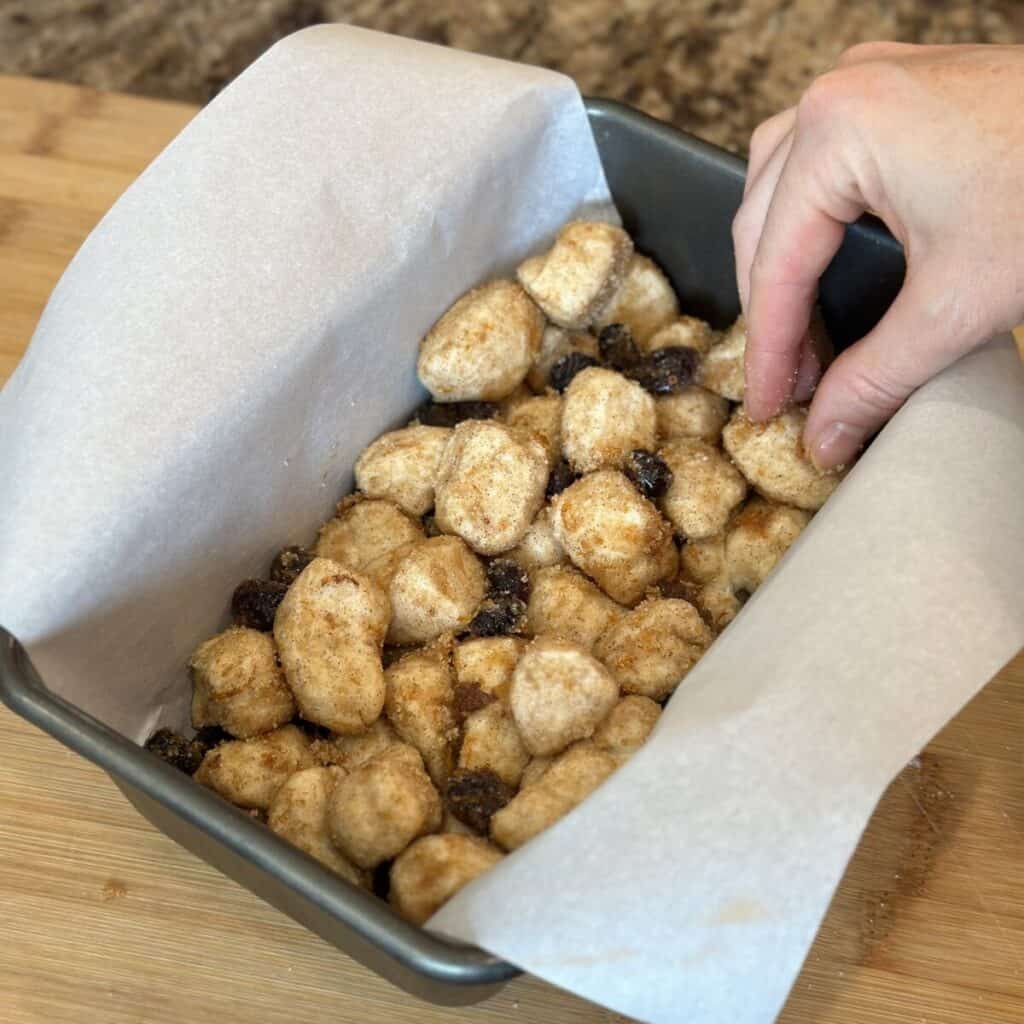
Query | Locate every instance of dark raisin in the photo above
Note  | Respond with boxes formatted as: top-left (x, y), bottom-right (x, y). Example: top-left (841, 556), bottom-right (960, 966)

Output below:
top-left (452, 683), bottom-right (497, 724)
top-left (144, 729), bottom-right (206, 775)
top-left (269, 546), bottom-right (314, 585)
top-left (658, 577), bottom-right (702, 605)
top-left (627, 346), bottom-right (699, 395)
top-left (545, 458), bottom-right (578, 499)
top-left (192, 725), bottom-right (231, 751)
top-left (445, 768), bottom-right (514, 834)
top-left (549, 351), bottom-right (600, 392)
top-left (468, 597), bottom-right (527, 637)
top-left (372, 861), bottom-right (392, 900)
top-left (597, 323), bottom-right (641, 371)
top-left (382, 645), bottom-right (407, 668)
top-left (486, 559), bottom-right (530, 602)
top-left (624, 449), bottom-right (674, 500)
top-left (415, 400), bottom-right (499, 428)
top-left (231, 578), bottom-right (289, 631)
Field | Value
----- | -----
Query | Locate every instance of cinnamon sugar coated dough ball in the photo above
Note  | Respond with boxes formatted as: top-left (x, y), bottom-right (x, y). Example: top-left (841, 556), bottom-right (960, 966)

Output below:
top-left (274, 559), bottom-right (389, 734)
top-left (722, 408), bottom-right (845, 511)
top-left (267, 766), bottom-right (366, 886)
top-left (517, 221), bottom-right (633, 329)
top-left (458, 701), bottom-right (531, 788)
top-left (326, 745), bottom-right (442, 869)
top-left (510, 639), bottom-right (619, 757)
top-left (189, 627), bottom-right (295, 739)
top-left (195, 725), bottom-right (314, 810)
top-left (518, 756), bottom-right (553, 790)
top-left (596, 253), bottom-right (678, 343)
top-left (527, 326), bottom-right (599, 392)
top-left (593, 696), bottom-right (661, 765)
top-left (387, 536), bottom-right (486, 644)
top-left (387, 536), bottom-right (487, 638)
top-left (551, 470), bottom-right (676, 605)
top-left (385, 640), bottom-right (457, 786)
top-left (504, 394), bottom-right (562, 465)
top-left (434, 421), bottom-right (548, 555)
top-left (453, 637), bottom-right (525, 702)
top-left (490, 741), bottom-right (618, 851)
top-left (596, 598), bottom-right (713, 700)
top-left (390, 834), bottom-right (504, 925)
top-left (312, 718), bottom-right (402, 770)
top-left (417, 280), bottom-right (544, 401)
top-left (354, 425), bottom-right (451, 517)
top-left (726, 498), bottom-right (810, 593)
top-left (658, 438), bottom-right (747, 540)
top-left (315, 498), bottom-right (425, 586)
top-left (698, 316), bottom-right (746, 401)
top-left (525, 565), bottom-right (624, 651)
top-left (656, 385), bottom-right (730, 444)
top-left (507, 507), bottom-right (567, 573)
top-left (561, 367), bottom-right (657, 473)
top-left (644, 315), bottom-right (715, 356)
top-left (678, 534), bottom-right (741, 631)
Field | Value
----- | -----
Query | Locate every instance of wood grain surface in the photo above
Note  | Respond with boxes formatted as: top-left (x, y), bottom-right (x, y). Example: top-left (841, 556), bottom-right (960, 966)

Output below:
top-left (1, 74), bottom-right (1021, 1024)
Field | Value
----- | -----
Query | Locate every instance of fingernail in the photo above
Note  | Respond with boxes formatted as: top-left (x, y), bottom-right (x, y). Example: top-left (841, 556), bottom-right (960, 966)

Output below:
top-left (808, 421), bottom-right (861, 471)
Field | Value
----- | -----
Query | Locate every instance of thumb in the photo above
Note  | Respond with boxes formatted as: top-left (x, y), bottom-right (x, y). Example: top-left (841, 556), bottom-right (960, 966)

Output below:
top-left (804, 267), bottom-right (983, 469)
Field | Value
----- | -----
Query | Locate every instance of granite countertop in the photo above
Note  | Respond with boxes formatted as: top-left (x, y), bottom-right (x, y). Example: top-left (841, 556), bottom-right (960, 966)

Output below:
top-left (2, 0), bottom-right (1021, 153)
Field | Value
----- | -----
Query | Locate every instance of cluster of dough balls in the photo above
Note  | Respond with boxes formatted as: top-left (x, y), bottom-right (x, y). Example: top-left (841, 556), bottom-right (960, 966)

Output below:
top-left (150, 219), bottom-right (852, 928)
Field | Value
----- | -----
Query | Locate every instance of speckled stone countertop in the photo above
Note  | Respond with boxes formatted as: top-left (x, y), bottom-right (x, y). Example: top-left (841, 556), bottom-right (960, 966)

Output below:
top-left (2, 1), bottom-right (1021, 153)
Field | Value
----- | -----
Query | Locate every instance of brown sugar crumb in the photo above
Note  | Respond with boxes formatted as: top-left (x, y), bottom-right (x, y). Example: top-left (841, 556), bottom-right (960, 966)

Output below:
top-left (445, 768), bottom-right (514, 834)
top-left (101, 879), bottom-right (128, 901)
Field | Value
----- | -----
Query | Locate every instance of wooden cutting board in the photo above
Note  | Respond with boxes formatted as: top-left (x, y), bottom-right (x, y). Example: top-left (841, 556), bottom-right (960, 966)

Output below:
top-left (1, 73), bottom-right (1021, 1024)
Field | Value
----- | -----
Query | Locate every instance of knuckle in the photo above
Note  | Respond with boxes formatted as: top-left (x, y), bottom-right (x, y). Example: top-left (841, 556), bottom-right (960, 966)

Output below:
top-left (836, 41), bottom-right (891, 66)
top-left (842, 363), bottom-right (909, 416)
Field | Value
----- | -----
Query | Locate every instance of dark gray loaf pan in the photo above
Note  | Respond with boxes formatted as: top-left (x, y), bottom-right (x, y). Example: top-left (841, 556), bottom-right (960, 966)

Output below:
top-left (0, 98), bottom-right (905, 1006)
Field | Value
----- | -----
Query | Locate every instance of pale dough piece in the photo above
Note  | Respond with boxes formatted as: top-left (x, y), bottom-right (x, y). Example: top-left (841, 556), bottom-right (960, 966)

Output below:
top-left (596, 253), bottom-right (679, 343)
top-left (517, 221), bottom-right (633, 329)
top-left (417, 279), bottom-right (544, 401)
top-left (722, 407), bottom-right (845, 511)
top-left (274, 558), bottom-right (390, 734)
top-left (355, 425), bottom-right (451, 517)
top-left (190, 626), bottom-right (295, 739)
top-left (389, 834), bottom-right (504, 925)
top-left (561, 366), bottom-right (657, 473)
top-left (658, 438), bottom-right (747, 539)
top-left (195, 725), bottom-right (314, 811)
top-left (509, 639), bottom-right (620, 757)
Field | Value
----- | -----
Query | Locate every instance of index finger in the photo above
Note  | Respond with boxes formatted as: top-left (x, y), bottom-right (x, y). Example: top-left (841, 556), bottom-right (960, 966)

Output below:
top-left (744, 140), bottom-right (864, 419)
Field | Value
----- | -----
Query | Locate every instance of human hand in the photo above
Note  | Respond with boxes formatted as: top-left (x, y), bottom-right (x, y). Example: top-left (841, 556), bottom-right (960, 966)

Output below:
top-left (732, 42), bottom-right (1024, 468)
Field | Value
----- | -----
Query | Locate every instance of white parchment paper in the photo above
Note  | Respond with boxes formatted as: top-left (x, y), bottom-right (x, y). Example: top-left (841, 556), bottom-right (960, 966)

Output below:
top-left (0, 24), bottom-right (1021, 1024)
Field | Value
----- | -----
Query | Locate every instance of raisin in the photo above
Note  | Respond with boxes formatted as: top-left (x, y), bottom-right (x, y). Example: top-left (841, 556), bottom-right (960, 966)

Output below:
top-left (382, 645), bottom-right (407, 668)
top-left (372, 861), bottom-right (392, 900)
top-left (445, 768), bottom-right (513, 834)
top-left (415, 400), bottom-right (499, 428)
top-left (658, 577), bottom-right (702, 605)
top-left (486, 559), bottom-right (530, 602)
top-left (624, 449), bottom-right (674, 500)
top-left (231, 578), bottom-right (289, 631)
top-left (452, 683), bottom-right (497, 724)
top-left (627, 346), bottom-right (699, 395)
top-left (597, 323), bottom-right (641, 371)
top-left (468, 597), bottom-right (527, 637)
top-left (549, 351), bottom-right (600, 392)
top-left (193, 725), bottom-right (231, 751)
top-left (545, 458), bottom-right (578, 499)
top-left (269, 546), bottom-right (314, 585)
top-left (144, 729), bottom-right (206, 775)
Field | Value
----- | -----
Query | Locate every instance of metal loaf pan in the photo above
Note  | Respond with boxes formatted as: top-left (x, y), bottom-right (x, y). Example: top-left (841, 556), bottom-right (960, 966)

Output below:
top-left (0, 98), bottom-right (905, 1006)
